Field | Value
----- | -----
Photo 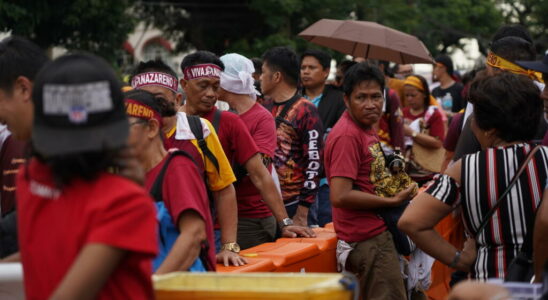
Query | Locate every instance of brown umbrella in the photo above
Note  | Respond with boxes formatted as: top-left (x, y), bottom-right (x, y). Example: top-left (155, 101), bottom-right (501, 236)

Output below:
top-left (299, 19), bottom-right (434, 64)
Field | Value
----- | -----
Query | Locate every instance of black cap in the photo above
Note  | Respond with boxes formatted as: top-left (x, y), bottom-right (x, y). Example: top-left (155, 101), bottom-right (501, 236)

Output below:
top-left (516, 54), bottom-right (548, 75)
top-left (32, 52), bottom-right (128, 157)
top-left (435, 54), bottom-right (454, 75)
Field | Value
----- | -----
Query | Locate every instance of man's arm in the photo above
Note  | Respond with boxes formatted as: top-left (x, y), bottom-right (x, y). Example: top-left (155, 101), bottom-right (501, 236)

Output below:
top-left (198, 121), bottom-right (244, 266)
top-left (156, 210), bottom-right (206, 274)
top-left (244, 153), bottom-right (315, 238)
top-left (330, 176), bottom-right (415, 210)
top-left (214, 185), bottom-right (247, 266)
top-left (49, 244), bottom-right (126, 300)
top-left (0, 251), bottom-right (20, 262)
top-left (295, 104), bottom-right (324, 226)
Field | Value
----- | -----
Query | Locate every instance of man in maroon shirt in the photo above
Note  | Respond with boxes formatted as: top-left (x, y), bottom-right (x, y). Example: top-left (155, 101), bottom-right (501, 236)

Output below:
top-left (128, 59), bottom-right (243, 266)
top-left (218, 53), bottom-right (314, 249)
top-left (0, 37), bottom-right (49, 259)
top-left (324, 62), bottom-right (415, 299)
top-left (179, 51), bottom-right (314, 250)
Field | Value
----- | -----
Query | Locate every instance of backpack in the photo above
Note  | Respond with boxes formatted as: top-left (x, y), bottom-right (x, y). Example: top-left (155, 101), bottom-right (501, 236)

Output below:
top-left (187, 110), bottom-right (249, 182)
top-left (150, 150), bottom-right (214, 272)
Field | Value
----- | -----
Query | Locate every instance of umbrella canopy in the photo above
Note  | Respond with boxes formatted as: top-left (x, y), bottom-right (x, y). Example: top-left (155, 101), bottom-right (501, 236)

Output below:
top-left (299, 19), bottom-right (434, 64)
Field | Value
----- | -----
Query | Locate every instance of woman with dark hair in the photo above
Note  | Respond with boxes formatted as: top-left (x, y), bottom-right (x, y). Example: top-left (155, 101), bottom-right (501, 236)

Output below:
top-left (17, 53), bottom-right (157, 299)
top-left (125, 89), bottom-right (216, 273)
top-left (402, 75), bottom-right (446, 185)
top-left (399, 72), bottom-right (548, 280)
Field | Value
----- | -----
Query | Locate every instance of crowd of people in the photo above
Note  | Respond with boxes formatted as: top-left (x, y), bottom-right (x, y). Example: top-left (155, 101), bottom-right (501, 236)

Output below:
top-left (0, 22), bottom-right (548, 300)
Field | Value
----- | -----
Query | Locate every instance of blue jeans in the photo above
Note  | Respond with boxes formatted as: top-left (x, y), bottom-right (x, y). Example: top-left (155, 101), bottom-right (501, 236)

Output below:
top-left (214, 229), bottom-right (222, 253)
top-left (316, 184), bottom-right (332, 227)
top-left (285, 185), bottom-right (331, 227)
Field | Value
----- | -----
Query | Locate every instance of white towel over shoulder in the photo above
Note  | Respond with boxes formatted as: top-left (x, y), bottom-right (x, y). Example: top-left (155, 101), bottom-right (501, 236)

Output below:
top-left (174, 112), bottom-right (212, 141)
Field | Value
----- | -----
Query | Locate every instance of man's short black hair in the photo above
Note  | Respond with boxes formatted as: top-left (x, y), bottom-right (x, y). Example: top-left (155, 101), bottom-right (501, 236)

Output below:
top-left (262, 46), bottom-right (299, 87)
top-left (378, 60), bottom-right (393, 77)
top-left (0, 36), bottom-right (49, 91)
top-left (469, 72), bottom-right (541, 142)
top-left (491, 24), bottom-right (533, 44)
top-left (435, 54), bottom-right (454, 75)
top-left (342, 62), bottom-right (385, 97)
top-left (130, 59), bottom-right (178, 83)
top-left (300, 49), bottom-right (331, 69)
top-left (180, 50), bottom-right (225, 74)
top-left (490, 36), bottom-right (535, 62)
top-left (338, 60), bottom-right (357, 74)
top-left (251, 57), bottom-right (262, 74)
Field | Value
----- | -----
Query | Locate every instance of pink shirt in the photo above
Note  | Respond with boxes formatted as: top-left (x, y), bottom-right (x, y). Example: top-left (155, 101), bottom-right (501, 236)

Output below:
top-left (237, 103), bottom-right (277, 218)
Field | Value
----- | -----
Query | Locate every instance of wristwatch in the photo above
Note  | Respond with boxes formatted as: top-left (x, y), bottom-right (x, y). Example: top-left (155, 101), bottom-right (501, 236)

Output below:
top-left (278, 217), bottom-right (294, 228)
top-left (221, 242), bottom-right (240, 253)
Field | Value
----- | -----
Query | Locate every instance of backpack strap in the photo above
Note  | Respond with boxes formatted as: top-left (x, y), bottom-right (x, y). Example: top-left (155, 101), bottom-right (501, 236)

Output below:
top-left (149, 150), bottom-right (214, 271)
top-left (150, 150), bottom-right (199, 203)
top-left (275, 93), bottom-right (301, 128)
top-left (212, 108), bottom-right (222, 133)
top-left (186, 114), bottom-right (221, 174)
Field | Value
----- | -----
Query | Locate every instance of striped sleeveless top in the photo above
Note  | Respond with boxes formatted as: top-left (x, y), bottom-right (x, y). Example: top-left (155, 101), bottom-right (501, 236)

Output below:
top-left (427, 143), bottom-right (548, 280)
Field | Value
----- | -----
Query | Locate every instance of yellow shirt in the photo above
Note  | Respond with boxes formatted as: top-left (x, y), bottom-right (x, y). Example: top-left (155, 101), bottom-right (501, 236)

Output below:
top-left (166, 118), bottom-right (236, 191)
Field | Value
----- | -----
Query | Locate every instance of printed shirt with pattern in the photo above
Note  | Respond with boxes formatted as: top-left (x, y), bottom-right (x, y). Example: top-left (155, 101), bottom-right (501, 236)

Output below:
top-left (263, 96), bottom-right (324, 206)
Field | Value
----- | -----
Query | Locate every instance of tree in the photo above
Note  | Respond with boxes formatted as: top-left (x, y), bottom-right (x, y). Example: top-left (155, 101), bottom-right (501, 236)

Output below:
top-left (353, 0), bottom-right (503, 55)
top-left (0, 0), bottom-right (136, 64)
top-left (136, 0), bottom-right (505, 59)
top-left (497, 0), bottom-right (548, 57)
top-left (135, 0), bottom-right (355, 58)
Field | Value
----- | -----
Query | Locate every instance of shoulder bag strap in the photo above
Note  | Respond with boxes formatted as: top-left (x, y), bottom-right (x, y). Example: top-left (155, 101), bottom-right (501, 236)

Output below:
top-left (150, 150), bottom-right (199, 203)
top-left (212, 109), bottom-right (222, 133)
top-left (186, 114), bottom-right (220, 174)
top-left (475, 145), bottom-right (541, 237)
top-left (275, 93), bottom-right (300, 128)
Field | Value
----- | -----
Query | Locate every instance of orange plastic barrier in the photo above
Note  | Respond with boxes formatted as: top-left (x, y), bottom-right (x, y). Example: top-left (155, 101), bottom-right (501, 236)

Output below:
top-left (426, 213), bottom-right (465, 300)
top-left (275, 227), bottom-right (338, 272)
top-left (216, 257), bottom-right (276, 273)
top-left (240, 242), bottom-right (322, 272)
top-left (277, 228), bottom-right (337, 251)
top-left (217, 225), bottom-right (339, 273)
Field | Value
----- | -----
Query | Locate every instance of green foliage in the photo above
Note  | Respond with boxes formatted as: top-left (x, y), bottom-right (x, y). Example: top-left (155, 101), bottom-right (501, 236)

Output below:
top-left (0, 0), bottom-right (135, 64)
top-left (353, 0), bottom-right (503, 55)
top-left (137, 0), bottom-right (507, 60)
top-left (136, 0), bottom-right (353, 58)
top-left (497, 0), bottom-right (548, 56)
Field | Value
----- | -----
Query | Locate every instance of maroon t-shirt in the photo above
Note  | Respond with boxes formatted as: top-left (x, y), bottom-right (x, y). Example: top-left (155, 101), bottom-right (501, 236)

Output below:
top-left (145, 154), bottom-right (216, 269)
top-left (443, 112), bottom-right (464, 152)
top-left (0, 135), bottom-right (27, 216)
top-left (203, 107), bottom-right (259, 166)
top-left (324, 111), bottom-right (387, 243)
top-left (237, 103), bottom-right (277, 218)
